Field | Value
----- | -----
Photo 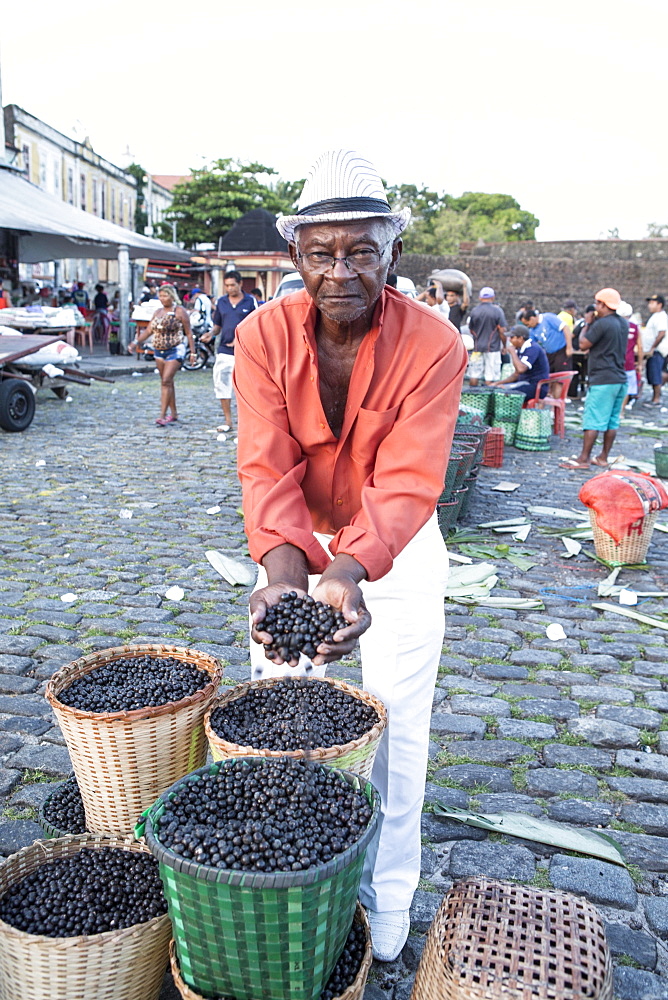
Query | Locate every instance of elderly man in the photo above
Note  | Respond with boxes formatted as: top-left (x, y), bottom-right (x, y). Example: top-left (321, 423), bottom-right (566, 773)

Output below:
top-left (233, 150), bottom-right (467, 962)
top-left (560, 288), bottom-right (627, 470)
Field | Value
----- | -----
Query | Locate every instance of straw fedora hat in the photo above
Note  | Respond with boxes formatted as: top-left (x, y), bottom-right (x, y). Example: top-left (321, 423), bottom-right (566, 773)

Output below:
top-left (276, 150), bottom-right (411, 243)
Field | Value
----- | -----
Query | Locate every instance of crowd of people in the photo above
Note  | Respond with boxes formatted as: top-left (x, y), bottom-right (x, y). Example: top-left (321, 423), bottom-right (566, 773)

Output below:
top-left (456, 287), bottom-right (668, 412)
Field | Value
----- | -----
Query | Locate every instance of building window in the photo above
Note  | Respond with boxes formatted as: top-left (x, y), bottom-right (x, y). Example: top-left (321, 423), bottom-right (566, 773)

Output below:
top-left (67, 168), bottom-right (74, 204)
top-left (22, 145), bottom-right (30, 178)
top-left (39, 156), bottom-right (47, 188)
top-left (80, 174), bottom-right (87, 211)
top-left (92, 178), bottom-right (98, 215)
top-left (101, 185), bottom-right (106, 219)
top-left (53, 160), bottom-right (60, 193)
top-left (111, 189), bottom-right (116, 223)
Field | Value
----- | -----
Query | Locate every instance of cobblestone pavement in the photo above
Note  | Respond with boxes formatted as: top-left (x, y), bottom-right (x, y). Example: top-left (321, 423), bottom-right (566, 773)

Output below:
top-left (1, 370), bottom-right (668, 1000)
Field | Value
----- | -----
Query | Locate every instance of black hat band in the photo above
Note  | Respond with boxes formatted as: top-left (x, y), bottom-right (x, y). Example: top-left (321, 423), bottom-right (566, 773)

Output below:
top-left (297, 197), bottom-right (392, 217)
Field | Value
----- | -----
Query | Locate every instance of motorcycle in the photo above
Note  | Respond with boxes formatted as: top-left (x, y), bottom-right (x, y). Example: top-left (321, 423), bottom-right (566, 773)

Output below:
top-left (182, 329), bottom-right (217, 371)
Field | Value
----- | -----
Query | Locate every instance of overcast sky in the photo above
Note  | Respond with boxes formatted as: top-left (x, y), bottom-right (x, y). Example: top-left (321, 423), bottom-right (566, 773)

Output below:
top-left (3, 0), bottom-right (666, 241)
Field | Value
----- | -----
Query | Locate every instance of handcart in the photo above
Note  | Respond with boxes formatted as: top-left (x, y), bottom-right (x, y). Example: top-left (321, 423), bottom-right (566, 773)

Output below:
top-left (0, 334), bottom-right (114, 432)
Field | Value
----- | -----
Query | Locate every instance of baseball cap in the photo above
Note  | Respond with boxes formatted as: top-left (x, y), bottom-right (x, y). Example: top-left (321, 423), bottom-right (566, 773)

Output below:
top-left (646, 294), bottom-right (665, 306)
top-left (594, 288), bottom-right (622, 311)
top-left (564, 299), bottom-right (577, 309)
top-left (479, 286), bottom-right (495, 299)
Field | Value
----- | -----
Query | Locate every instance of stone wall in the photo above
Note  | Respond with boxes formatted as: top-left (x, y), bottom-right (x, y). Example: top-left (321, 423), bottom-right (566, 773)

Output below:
top-left (400, 240), bottom-right (668, 320)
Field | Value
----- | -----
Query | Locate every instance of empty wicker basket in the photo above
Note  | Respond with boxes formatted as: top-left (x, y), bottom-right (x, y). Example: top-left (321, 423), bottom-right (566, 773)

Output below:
top-left (589, 509), bottom-right (658, 566)
top-left (204, 676), bottom-right (387, 779)
top-left (411, 877), bottom-right (613, 1000)
top-left (0, 833), bottom-right (171, 1000)
top-left (45, 644), bottom-right (223, 835)
top-left (167, 901), bottom-right (373, 1000)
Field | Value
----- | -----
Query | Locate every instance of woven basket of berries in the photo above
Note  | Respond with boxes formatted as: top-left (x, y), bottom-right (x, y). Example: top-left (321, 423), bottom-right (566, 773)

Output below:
top-left (45, 644), bottom-right (223, 836)
top-left (38, 775), bottom-right (87, 839)
top-left (168, 900), bottom-right (372, 1000)
top-left (204, 676), bottom-right (387, 779)
top-left (0, 833), bottom-right (171, 1000)
top-left (136, 756), bottom-right (380, 1000)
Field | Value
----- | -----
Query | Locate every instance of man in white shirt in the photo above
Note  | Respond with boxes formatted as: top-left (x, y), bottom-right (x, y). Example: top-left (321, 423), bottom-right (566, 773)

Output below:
top-left (642, 294), bottom-right (668, 405)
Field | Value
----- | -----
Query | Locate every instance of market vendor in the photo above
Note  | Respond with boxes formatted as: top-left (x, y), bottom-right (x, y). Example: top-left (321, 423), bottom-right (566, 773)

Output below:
top-left (233, 150), bottom-right (467, 963)
top-left (490, 324), bottom-right (550, 399)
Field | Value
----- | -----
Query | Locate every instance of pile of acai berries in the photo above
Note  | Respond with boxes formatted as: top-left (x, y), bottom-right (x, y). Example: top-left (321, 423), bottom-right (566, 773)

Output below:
top-left (0, 848), bottom-right (166, 936)
top-left (156, 757), bottom-right (373, 872)
top-left (42, 776), bottom-right (86, 835)
top-left (58, 654), bottom-right (210, 712)
top-left (256, 593), bottom-right (348, 660)
top-left (209, 677), bottom-right (379, 751)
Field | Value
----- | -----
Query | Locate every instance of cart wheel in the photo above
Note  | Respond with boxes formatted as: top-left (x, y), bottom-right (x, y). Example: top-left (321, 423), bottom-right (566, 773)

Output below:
top-left (0, 379), bottom-right (36, 432)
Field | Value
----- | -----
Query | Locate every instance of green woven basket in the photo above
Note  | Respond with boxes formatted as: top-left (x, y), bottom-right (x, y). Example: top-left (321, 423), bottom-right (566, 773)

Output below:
top-left (655, 446), bottom-right (668, 478)
top-left (514, 437), bottom-right (551, 452)
top-left (458, 473), bottom-right (478, 518)
top-left (437, 487), bottom-right (468, 536)
top-left (459, 389), bottom-right (492, 420)
top-left (491, 420), bottom-right (517, 447)
top-left (136, 759), bottom-right (380, 1000)
top-left (492, 391), bottom-right (524, 422)
top-left (453, 428), bottom-right (489, 467)
top-left (442, 444), bottom-right (477, 494)
top-left (514, 408), bottom-right (552, 451)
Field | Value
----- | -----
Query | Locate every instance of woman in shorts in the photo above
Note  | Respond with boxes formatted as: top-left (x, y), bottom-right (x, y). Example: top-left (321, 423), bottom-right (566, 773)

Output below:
top-left (129, 284), bottom-right (196, 425)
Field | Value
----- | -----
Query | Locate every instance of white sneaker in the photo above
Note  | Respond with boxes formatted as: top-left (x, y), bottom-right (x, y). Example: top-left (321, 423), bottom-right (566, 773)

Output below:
top-left (216, 424), bottom-right (231, 432)
top-left (367, 909), bottom-right (410, 962)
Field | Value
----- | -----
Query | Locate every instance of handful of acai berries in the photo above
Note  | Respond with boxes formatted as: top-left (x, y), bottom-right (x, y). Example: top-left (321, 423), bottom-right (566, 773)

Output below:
top-left (256, 592), bottom-right (348, 661)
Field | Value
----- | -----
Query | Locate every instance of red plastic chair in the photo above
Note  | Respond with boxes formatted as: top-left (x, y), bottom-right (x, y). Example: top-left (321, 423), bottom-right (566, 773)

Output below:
top-left (525, 372), bottom-right (576, 438)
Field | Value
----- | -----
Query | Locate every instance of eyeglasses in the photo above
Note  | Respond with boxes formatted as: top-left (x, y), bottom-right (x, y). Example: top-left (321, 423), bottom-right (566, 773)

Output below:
top-left (297, 240), bottom-right (393, 274)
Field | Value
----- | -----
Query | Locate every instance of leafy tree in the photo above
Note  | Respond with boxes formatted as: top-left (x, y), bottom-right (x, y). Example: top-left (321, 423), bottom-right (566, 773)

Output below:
top-left (388, 186), bottom-right (539, 253)
top-left (647, 222), bottom-right (668, 238)
top-left (447, 192), bottom-right (538, 242)
top-left (165, 160), bottom-right (301, 246)
top-left (385, 184), bottom-right (442, 225)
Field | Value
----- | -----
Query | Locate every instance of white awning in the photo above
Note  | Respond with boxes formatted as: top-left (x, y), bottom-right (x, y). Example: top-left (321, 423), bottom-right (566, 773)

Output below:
top-left (0, 166), bottom-right (190, 263)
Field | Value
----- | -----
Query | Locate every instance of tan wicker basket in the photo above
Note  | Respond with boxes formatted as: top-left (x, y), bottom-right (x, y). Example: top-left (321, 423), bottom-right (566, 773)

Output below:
top-left (589, 508), bottom-right (658, 566)
top-left (45, 644), bottom-right (223, 835)
top-left (411, 877), bottom-right (613, 1000)
top-left (168, 901), bottom-right (372, 1000)
top-left (0, 833), bottom-right (171, 1000)
top-left (204, 676), bottom-right (387, 779)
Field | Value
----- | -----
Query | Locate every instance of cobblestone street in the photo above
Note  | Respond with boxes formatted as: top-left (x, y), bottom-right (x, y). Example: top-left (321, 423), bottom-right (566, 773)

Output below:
top-left (1, 368), bottom-right (668, 999)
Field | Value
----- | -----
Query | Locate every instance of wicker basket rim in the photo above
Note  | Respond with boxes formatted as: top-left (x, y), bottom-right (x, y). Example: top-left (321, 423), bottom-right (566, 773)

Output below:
top-left (138, 757), bottom-right (380, 889)
top-left (203, 675), bottom-right (387, 761)
top-left (0, 833), bottom-right (171, 947)
top-left (45, 643), bottom-right (223, 723)
top-left (168, 901), bottom-right (372, 1000)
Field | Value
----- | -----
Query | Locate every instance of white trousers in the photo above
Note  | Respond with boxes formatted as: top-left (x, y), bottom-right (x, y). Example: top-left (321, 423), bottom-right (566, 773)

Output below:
top-left (248, 513), bottom-right (448, 911)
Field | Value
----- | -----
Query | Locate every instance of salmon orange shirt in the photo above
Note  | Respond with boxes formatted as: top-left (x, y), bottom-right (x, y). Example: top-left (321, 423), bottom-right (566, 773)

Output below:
top-left (234, 286), bottom-right (468, 582)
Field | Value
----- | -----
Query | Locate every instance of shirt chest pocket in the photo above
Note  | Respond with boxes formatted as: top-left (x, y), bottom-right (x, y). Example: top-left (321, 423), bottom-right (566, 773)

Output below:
top-left (349, 404), bottom-right (401, 466)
